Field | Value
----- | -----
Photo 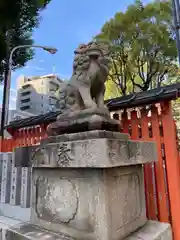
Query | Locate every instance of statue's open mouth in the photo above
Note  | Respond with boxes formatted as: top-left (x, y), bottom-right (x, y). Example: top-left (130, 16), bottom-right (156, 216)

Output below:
top-left (86, 48), bottom-right (103, 58)
top-left (86, 49), bottom-right (110, 73)
top-left (74, 43), bottom-right (110, 65)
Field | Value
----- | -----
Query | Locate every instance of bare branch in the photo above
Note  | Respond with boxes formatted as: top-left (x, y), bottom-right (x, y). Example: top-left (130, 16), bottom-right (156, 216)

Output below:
top-left (136, 57), bottom-right (145, 82)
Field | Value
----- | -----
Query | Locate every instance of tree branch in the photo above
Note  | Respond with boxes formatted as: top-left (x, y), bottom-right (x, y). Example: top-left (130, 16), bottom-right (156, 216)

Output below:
top-left (137, 57), bottom-right (145, 82)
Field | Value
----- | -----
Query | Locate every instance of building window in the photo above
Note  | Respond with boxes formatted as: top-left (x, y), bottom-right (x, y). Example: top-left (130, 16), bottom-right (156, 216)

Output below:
top-left (22, 84), bottom-right (31, 89)
top-left (50, 88), bottom-right (54, 91)
top-left (50, 95), bottom-right (57, 100)
top-left (21, 98), bottom-right (30, 103)
top-left (49, 97), bottom-right (56, 105)
top-left (50, 81), bottom-right (59, 88)
top-left (21, 91), bottom-right (30, 97)
top-left (49, 81), bottom-right (59, 91)
top-left (20, 106), bottom-right (30, 111)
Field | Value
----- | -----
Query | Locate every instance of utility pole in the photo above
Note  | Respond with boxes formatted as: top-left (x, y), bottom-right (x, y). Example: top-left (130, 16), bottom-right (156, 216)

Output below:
top-left (0, 43), bottom-right (57, 139)
top-left (0, 30), bottom-right (11, 139)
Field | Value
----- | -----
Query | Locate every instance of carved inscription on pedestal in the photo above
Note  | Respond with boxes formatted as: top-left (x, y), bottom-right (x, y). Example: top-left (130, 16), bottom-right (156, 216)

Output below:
top-left (35, 177), bottom-right (78, 223)
top-left (57, 143), bottom-right (74, 166)
top-left (31, 142), bottom-right (74, 167)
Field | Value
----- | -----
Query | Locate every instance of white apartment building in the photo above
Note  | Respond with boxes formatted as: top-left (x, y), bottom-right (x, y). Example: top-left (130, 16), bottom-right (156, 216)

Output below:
top-left (16, 74), bottom-right (63, 115)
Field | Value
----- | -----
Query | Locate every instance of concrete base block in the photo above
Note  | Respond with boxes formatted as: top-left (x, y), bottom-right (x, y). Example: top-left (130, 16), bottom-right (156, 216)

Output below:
top-left (0, 215), bottom-right (22, 240)
top-left (13, 130), bottom-right (158, 240)
top-left (5, 223), bottom-right (76, 240)
top-left (31, 166), bottom-right (147, 240)
top-left (125, 220), bottom-right (172, 240)
top-left (5, 220), bottom-right (172, 240)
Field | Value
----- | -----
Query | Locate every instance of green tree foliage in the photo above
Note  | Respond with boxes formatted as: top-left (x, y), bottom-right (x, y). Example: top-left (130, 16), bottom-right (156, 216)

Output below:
top-left (96, 0), bottom-right (178, 98)
top-left (0, 0), bottom-right (51, 81)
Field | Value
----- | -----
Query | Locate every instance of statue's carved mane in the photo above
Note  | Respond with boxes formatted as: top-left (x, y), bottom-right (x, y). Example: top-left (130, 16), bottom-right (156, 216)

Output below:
top-left (56, 41), bottom-right (111, 112)
top-left (47, 41), bottom-right (115, 136)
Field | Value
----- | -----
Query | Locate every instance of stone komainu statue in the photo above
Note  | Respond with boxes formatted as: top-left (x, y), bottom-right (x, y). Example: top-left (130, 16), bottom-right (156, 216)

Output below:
top-left (47, 41), bottom-right (119, 136)
top-left (57, 41), bottom-right (111, 113)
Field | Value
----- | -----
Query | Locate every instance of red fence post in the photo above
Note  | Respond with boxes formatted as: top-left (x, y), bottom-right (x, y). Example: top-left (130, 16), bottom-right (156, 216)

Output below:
top-left (131, 110), bottom-right (139, 139)
top-left (121, 110), bottom-right (129, 134)
top-left (161, 101), bottom-right (180, 240)
top-left (41, 124), bottom-right (48, 139)
top-left (151, 106), bottom-right (169, 222)
top-left (140, 108), bottom-right (157, 220)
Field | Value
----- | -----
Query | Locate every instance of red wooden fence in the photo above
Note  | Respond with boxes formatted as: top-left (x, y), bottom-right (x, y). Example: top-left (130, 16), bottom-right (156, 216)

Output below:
top-left (1, 101), bottom-right (180, 239)
top-left (120, 101), bottom-right (180, 240)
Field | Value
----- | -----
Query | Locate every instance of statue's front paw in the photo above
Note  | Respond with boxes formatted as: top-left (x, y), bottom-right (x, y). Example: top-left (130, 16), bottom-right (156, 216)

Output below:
top-left (98, 106), bottom-right (110, 116)
top-left (84, 101), bottom-right (97, 109)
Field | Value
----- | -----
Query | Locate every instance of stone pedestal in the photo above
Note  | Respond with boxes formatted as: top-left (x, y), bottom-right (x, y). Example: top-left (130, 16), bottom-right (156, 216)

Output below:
top-left (9, 130), bottom-right (172, 240)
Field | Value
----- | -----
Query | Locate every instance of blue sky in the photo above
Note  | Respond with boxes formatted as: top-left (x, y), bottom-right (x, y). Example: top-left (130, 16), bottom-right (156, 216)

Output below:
top-left (1, 0), bottom-right (150, 109)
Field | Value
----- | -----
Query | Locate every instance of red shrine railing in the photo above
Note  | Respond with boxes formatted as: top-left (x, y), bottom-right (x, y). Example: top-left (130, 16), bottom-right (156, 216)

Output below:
top-left (1, 100), bottom-right (180, 239)
top-left (119, 101), bottom-right (180, 240)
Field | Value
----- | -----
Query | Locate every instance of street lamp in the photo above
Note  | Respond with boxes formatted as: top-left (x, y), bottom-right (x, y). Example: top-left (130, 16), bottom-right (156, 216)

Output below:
top-left (42, 46), bottom-right (58, 54)
top-left (0, 44), bottom-right (58, 138)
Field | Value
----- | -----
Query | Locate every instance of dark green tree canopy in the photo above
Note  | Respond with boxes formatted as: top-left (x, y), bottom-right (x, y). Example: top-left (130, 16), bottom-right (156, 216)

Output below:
top-left (96, 0), bottom-right (178, 97)
top-left (0, 0), bottom-right (51, 81)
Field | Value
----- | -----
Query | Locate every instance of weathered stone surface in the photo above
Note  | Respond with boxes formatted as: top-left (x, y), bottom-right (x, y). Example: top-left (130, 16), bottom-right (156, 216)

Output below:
top-left (4, 220), bottom-right (172, 240)
top-left (31, 139), bottom-right (155, 168)
top-left (20, 167), bottom-right (31, 208)
top-left (5, 223), bottom-right (77, 240)
top-left (47, 110), bottom-right (120, 136)
top-left (15, 130), bottom-right (156, 168)
top-left (13, 130), bottom-right (159, 240)
top-left (44, 129), bottom-right (130, 143)
top-left (1, 153), bottom-right (12, 203)
top-left (15, 130), bottom-right (129, 167)
top-left (47, 41), bottom-right (112, 136)
top-left (10, 154), bottom-right (21, 206)
top-left (30, 165), bottom-right (146, 240)
top-left (0, 215), bottom-right (22, 240)
top-left (125, 220), bottom-right (172, 240)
